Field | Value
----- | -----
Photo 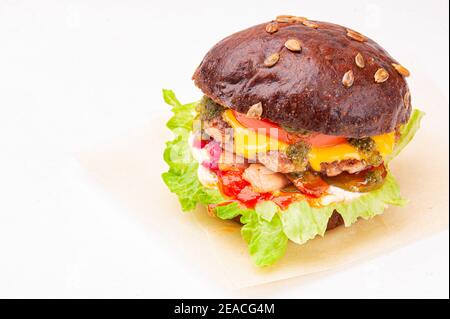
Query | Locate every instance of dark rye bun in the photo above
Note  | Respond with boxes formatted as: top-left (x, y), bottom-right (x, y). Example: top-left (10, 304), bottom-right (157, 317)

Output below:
top-left (193, 17), bottom-right (412, 137)
top-left (327, 210), bottom-right (344, 231)
top-left (234, 210), bottom-right (344, 230)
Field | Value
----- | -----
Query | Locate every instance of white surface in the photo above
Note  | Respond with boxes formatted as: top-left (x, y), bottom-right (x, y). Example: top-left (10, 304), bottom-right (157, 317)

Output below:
top-left (0, 0), bottom-right (448, 298)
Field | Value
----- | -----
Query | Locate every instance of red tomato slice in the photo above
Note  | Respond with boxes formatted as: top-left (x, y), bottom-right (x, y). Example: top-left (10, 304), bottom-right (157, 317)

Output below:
top-left (232, 110), bottom-right (346, 147)
top-left (232, 110), bottom-right (278, 130)
top-left (232, 110), bottom-right (294, 143)
top-left (306, 133), bottom-right (347, 148)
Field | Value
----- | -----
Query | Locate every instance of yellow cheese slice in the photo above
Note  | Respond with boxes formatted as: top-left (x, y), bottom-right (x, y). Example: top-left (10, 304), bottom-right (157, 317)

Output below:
top-left (222, 110), bottom-right (396, 169)
top-left (222, 110), bottom-right (287, 159)
top-left (308, 144), bottom-right (362, 171)
top-left (372, 132), bottom-right (396, 157)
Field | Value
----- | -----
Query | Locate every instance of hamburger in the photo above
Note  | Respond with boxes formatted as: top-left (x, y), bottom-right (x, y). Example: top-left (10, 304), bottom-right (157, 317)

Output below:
top-left (162, 16), bottom-right (424, 267)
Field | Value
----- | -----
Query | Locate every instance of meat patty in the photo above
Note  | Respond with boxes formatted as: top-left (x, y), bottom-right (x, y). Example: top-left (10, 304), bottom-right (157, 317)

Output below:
top-left (327, 211), bottom-right (344, 230)
top-left (202, 115), bottom-right (231, 144)
top-left (320, 159), bottom-right (368, 177)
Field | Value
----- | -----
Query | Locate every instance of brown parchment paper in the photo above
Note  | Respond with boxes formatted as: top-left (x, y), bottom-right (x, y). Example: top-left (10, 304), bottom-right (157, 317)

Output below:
top-left (78, 79), bottom-right (449, 289)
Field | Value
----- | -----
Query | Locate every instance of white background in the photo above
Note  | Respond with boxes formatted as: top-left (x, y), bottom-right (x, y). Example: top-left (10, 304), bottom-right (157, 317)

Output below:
top-left (0, 0), bottom-right (448, 298)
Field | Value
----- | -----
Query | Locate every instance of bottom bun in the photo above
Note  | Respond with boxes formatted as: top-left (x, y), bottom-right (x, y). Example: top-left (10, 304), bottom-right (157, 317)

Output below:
top-left (326, 210), bottom-right (344, 230)
top-left (231, 209), bottom-right (344, 230)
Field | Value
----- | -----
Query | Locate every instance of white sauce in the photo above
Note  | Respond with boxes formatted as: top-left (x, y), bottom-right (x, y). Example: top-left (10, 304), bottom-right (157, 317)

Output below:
top-left (189, 134), bottom-right (218, 189)
top-left (320, 186), bottom-right (362, 206)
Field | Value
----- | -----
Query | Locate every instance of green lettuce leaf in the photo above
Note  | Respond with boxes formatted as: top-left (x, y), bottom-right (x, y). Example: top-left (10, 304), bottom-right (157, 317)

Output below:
top-left (215, 174), bottom-right (405, 266)
top-left (213, 201), bottom-right (288, 267)
top-left (255, 201), bottom-right (279, 222)
top-left (161, 89), bottom-right (421, 267)
top-left (215, 202), bottom-right (250, 220)
top-left (334, 174), bottom-right (407, 226)
top-left (161, 89), bottom-right (223, 211)
top-left (240, 209), bottom-right (288, 267)
top-left (281, 174), bottom-right (406, 243)
top-left (281, 202), bottom-right (335, 245)
top-left (162, 88), bottom-right (182, 107)
top-left (387, 109), bottom-right (425, 161)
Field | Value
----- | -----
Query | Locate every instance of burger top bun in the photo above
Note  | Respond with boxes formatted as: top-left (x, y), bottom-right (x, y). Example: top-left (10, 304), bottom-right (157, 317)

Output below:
top-left (193, 17), bottom-right (412, 137)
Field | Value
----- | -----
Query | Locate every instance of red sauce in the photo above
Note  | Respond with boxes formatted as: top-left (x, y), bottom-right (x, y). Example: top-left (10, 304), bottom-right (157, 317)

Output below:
top-left (216, 168), bottom-right (304, 209)
top-left (236, 186), bottom-right (265, 208)
top-left (195, 134), bottom-right (310, 210)
top-left (217, 169), bottom-right (249, 198)
top-left (271, 195), bottom-right (298, 210)
top-left (206, 200), bottom-right (237, 216)
top-left (216, 169), bottom-right (273, 208)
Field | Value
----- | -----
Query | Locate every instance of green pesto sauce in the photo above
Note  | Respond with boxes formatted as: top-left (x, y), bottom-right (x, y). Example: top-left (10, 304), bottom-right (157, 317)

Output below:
top-left (196, 96), bottom-right (225, 121)
top-left (348, 137), bottom-right (383, 166)
top-left (280, 125), bottom-right (311, 136)
top-left (286, 141), bottom-right (311, 170)
top-left (366, 169), bottom-right (384, 185)
top-left (348, 137), bottom-right (375, 152)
